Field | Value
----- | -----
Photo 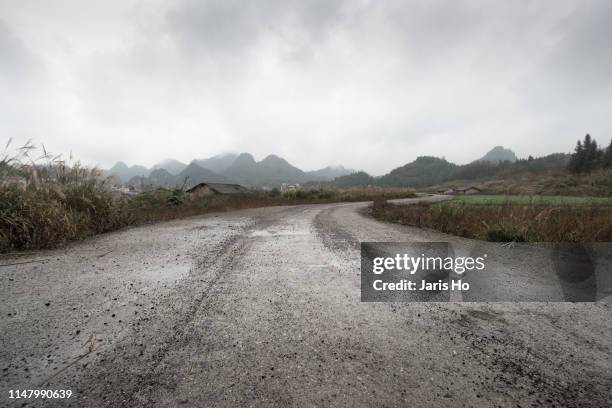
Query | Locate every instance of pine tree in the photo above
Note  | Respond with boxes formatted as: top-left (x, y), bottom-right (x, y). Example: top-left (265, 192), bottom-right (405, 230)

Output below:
top-left (568, 139), bottom-right (585, 173)
top-left (584, 134), bottom-right (601, 172)
top-left (569, 134), bottom-right (605, 173)
top-left (603, 138), bottom-right (612, 168)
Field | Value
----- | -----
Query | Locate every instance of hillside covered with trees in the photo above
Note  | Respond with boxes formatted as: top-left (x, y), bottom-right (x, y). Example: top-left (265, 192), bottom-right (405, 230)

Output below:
top-left (325, 136), bottom-right (611, 190)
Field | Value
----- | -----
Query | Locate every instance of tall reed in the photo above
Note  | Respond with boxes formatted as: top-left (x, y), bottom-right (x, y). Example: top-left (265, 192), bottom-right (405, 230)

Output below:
top-left (0, 140), bottom-right (130, 252)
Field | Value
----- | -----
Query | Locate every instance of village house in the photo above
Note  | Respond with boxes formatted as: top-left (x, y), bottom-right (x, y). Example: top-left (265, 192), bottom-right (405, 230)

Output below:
top-left (443, 186), bottom-right (482, 195)
top-left (109, 185), bottom-right (139, 197)
top-left (186, 182), bottom-right (249, 198)
top-left (280, 183), bottom-right (300, 193)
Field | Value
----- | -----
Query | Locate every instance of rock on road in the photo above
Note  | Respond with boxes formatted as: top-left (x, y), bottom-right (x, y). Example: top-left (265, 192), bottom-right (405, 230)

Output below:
top-left (1, 198), bottom-right (611, 407)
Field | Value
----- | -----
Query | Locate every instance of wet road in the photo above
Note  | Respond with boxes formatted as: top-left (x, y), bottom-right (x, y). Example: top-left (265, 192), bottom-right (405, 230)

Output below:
top-left (1, 199), bottom-right (611, 407)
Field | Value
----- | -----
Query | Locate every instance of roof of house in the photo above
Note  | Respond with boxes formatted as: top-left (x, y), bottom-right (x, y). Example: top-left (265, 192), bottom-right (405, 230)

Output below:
top-left (186, 182), bottom-right (249, 194)
top-left (453, 186), bottom-right (482, 192)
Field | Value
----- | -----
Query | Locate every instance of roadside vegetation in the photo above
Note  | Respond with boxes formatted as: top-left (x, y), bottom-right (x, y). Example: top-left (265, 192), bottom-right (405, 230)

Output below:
top-left (0, 141), bottom-right (415, 253)
top-left (452, 195), bottom-right (612, 206)
top-left (370, 197), bottom-right (612, 242)
top-left (0, 141), bottom-right (131, 253)
top-left (449, 168), bottom-right (612, 197)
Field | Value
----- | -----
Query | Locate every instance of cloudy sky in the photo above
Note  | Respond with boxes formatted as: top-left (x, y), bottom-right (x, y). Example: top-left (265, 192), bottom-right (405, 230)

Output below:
top-left (1, 0), bottom-right (611, 174)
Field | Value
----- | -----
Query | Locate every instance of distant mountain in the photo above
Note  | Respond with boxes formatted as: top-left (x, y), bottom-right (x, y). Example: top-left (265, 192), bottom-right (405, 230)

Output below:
top-left (105, 145), bottom-right (570, 191)
top-left (326, 150), bottom-right (570, 189)
top-left (223, 153), bottom-right (258, 178)
top-left (257, 154), bottom-right (306, 182)
top-left (478, 146), bottom-right (517, 163)
top-left (306, 165), bottom-right (354, 181)
top-left (108, 162), bottom-right (150, 182)
top-left (151, 159), bottom-right (187, 175)
top-left (330, 171), bottom-right (374, 187)
top-left (222, 153), bottom-right (308, 186)
top-left (108, 161), bottom-right (130, 176)
top-left (192, 153), bottom-right (238, 174)
top-left (107, 153), bottom-right (355, 188)
top-left (177, 163), bottom-right (227, 188)
top-left (219, 156), bottom-right (355, 184)
top-left (147, 168), bottom-right (177, 188)
top-left (378, 156), bottom-right (457, 187)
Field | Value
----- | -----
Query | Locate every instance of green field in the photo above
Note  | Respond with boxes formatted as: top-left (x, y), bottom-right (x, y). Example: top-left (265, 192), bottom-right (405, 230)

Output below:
top-left (451, 195), bottom-right (612, 206)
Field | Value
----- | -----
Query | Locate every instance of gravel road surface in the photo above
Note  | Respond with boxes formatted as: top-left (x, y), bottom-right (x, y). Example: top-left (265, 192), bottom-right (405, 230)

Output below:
top-left (1, 198), bottom-right (611, 407)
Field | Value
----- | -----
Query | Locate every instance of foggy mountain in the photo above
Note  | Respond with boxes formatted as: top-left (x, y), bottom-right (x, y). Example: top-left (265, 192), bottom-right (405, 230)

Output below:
top-left (107, 162), bottom-right (150, 182)
top-left (191, 153), bottom-right (238, 174)
top-left (151, 159), bottom-right (187, 175)
top-left (477, 146), bottom-right (518, 163)
top-left (128, 163), bottom-right (228, 189)
top-left (107, 146), bottom-right (532, 189)
top-left (131, 168), bottom-right (175, 188)
top-left (177, 162), bottom-right (228, 187)
top-left (305, 165), bottom-right (355, 181)
top-left (222, 153), bottom-right (259, 180)
top-left (109, 153), bottom-right (355, 188)
top-left (221, 153), bottom-right (309, 186)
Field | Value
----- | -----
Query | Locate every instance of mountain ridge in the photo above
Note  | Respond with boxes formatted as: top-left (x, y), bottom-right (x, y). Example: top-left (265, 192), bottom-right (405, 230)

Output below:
top-left (328, 148), bottom-right (570, 188)
top-left (108, 153), bottom-right (355, 187)
top-left (151, 159), bottom-right (187, 175)
top-left (107, 146), bottom-right (528, 189)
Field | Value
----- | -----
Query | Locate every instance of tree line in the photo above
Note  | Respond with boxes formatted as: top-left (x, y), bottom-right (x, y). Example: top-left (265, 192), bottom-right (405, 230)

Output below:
top-left (568, 134), bottom-right (612, 174)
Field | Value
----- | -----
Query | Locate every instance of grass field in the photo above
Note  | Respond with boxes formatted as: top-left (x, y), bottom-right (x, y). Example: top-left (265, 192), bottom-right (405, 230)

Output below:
top-left (452, 195), bottom-right (612, 206)
top-left (370, 196), bottom-right (612, 242)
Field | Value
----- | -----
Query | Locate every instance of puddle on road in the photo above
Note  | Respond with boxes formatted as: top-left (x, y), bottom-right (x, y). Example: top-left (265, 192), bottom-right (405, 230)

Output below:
top-left (251, 229), bottom-right (309, 237)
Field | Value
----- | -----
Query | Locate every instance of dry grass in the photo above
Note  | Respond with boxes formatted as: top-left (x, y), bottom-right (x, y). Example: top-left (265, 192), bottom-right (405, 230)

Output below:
top-left (0, 140), bottom-right (131, 252)
top-left (428, 169), bottom-right (612, 197)
top-left (370, 199), bottom-right (612, 242)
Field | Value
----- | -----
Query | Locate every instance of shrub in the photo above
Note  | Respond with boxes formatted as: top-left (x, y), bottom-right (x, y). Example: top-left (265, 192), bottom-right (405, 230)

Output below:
top-left (485, 223), bottom-right (526, 242)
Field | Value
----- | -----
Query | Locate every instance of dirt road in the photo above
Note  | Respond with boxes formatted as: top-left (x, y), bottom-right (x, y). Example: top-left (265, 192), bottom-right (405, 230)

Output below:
top-left (1, 199), bottom-right (611, 407)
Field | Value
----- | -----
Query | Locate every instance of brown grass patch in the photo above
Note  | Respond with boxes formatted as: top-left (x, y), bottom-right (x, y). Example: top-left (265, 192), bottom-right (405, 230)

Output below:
top-left (370, 200), bottom-right (612, 242)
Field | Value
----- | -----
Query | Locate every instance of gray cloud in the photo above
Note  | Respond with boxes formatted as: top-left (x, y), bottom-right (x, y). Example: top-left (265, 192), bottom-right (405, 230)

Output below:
top-left (0, 18), bottom-right (47, 85)
top-left (1, 0), bottom-right (611, 174)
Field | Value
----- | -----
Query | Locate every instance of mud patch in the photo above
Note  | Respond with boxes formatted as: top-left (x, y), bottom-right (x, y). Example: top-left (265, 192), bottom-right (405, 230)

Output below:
top-left (453, 308), bottom-right (611, 408)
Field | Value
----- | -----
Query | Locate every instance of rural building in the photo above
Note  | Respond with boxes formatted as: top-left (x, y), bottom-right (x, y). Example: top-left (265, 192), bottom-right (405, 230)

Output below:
top-left (280, 183), bottom-right (300, 192)
top-left (444, 186), bottom-right (482, 195)
top-left (186, 182), bottom-right (249, 198)
top-left (109, 185), bottom-right (139, 197)
top-left (458, 186), bottom-right (482, 195)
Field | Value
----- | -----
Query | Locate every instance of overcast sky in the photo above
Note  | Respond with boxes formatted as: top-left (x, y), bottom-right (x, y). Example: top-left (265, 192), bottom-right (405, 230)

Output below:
top-left (1, 0), bottom-right (611, 174)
